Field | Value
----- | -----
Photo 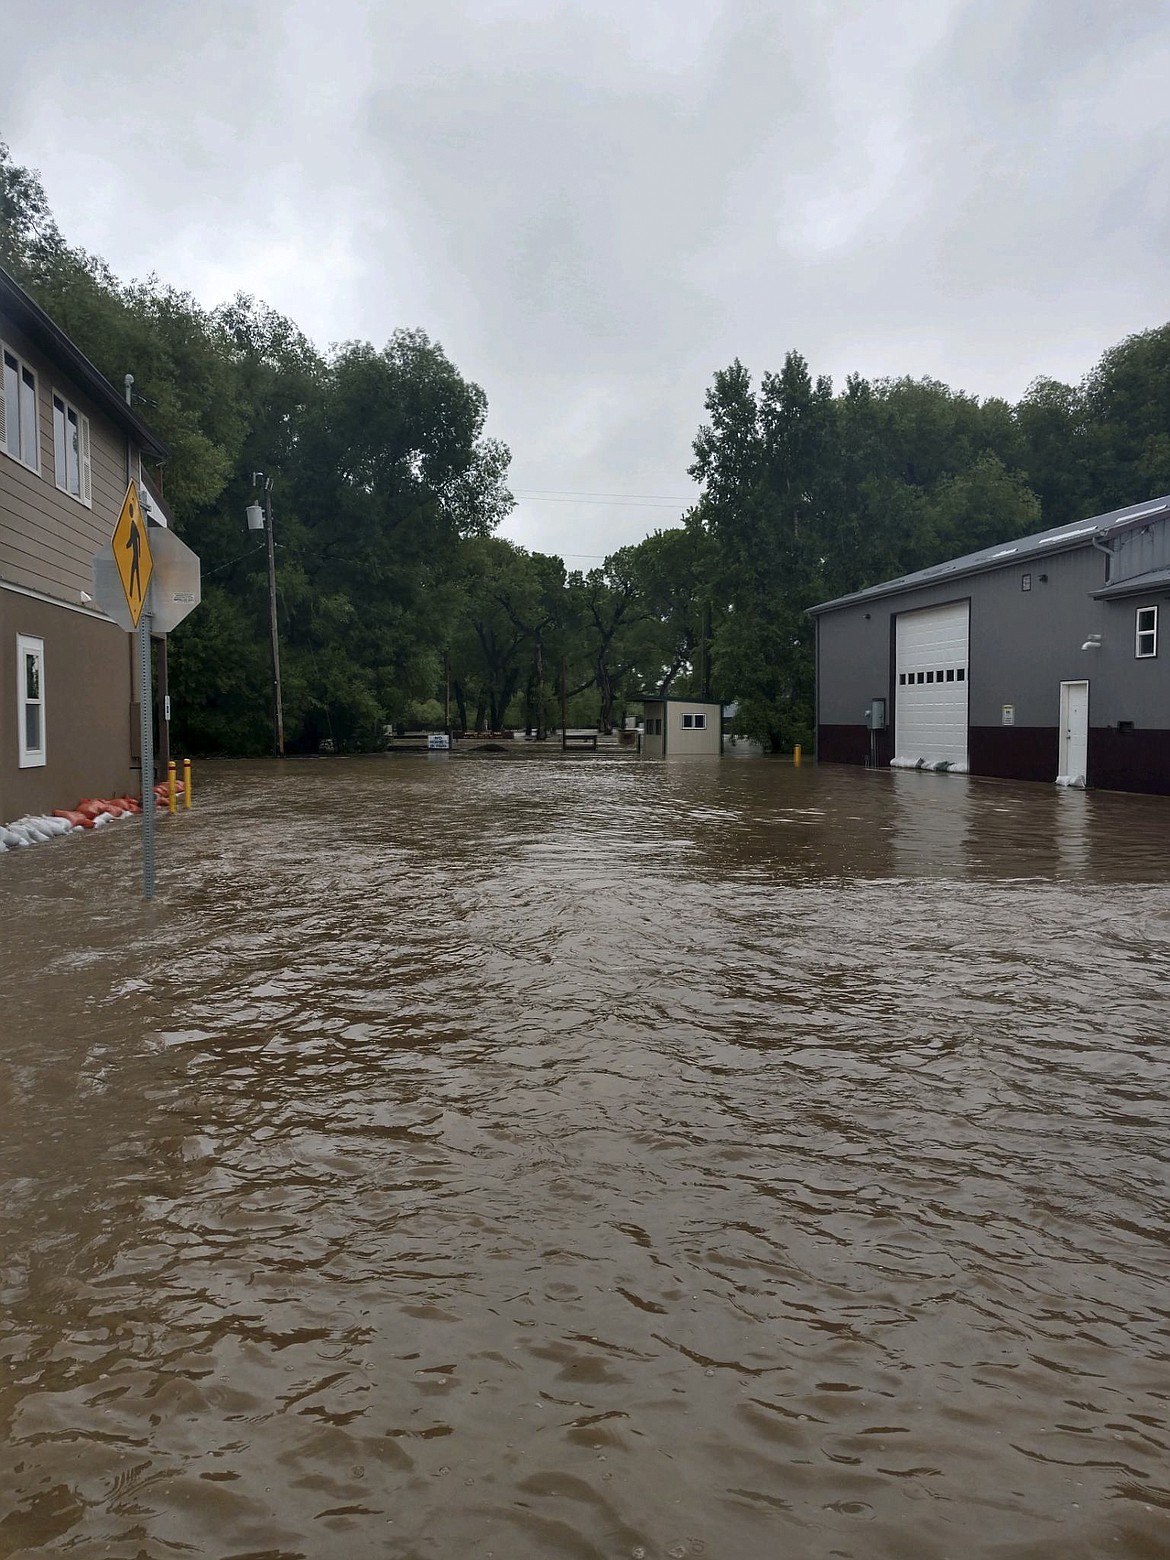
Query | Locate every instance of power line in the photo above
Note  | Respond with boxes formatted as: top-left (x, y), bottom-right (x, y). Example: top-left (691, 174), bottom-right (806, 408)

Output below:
top-left (513, 488), bottom-right (693, 508)
top-left (518, 487), bottom-right (693, 499)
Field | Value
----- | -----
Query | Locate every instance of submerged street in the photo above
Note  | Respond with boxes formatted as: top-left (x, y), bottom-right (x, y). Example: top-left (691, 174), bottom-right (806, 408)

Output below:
top-left (1, 754), bottom-right (1168, 1559)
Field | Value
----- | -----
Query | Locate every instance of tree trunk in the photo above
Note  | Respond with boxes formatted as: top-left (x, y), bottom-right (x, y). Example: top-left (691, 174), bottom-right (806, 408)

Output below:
top-left (534, 629), bottom-right (546, 740)
top-left (597, 659), bottom-right (614, 733)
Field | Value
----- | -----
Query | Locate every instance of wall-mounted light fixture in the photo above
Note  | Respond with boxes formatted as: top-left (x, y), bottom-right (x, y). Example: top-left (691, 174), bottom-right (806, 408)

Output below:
top-left (1081, 633), bottom-right (1103, 651)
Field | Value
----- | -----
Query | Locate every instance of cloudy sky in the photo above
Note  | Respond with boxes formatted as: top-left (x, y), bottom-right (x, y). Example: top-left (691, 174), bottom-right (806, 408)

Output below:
top-left (3, 0), bottom-right (1168, 562)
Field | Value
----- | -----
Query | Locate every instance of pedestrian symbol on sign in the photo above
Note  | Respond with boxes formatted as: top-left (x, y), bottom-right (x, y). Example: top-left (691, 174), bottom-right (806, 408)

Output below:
top-left (111, 482), bottom-right (153, 627)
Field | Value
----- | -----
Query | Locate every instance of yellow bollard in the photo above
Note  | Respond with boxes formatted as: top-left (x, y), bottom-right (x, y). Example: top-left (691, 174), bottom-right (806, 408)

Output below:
top-left (167, 759), bottom-right (177, 815)
top-left (793, 743), bottom-right (802, 766)
top-left (183, 757), bottom-right (192, 810)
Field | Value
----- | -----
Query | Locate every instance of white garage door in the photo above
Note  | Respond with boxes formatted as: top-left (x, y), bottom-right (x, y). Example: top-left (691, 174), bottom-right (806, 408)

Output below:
top-left (893, 603), bottom-right (969, 771)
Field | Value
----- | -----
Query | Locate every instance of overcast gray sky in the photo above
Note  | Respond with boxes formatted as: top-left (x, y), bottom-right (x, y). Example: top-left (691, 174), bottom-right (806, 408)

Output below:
top-left (3, 0), bottom-right (1168, 562)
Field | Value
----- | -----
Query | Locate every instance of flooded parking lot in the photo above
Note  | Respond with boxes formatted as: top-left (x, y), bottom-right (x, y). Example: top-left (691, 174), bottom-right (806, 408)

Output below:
top-left (1, 754), bottom-right (1168, 1560)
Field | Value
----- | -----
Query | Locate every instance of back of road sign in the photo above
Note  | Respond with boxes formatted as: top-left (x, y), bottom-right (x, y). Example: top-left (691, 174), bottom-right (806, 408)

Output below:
top-left (148, 526), bottom-right (201, 633)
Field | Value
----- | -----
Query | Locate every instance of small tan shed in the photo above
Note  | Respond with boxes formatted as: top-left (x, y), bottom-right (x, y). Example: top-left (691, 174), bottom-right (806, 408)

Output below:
top-left (638, 696), bottom-right (724, 757)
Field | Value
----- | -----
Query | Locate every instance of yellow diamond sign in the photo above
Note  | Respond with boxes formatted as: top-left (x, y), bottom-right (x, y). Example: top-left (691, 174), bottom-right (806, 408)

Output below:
top-left (111, 481), bottom-right (153, 628)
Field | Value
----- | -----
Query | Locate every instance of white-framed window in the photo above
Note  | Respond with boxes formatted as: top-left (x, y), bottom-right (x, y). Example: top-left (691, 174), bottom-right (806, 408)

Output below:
top-left (1, 343), bottom-right (40, 471)
top-left (681, 712), bottom-right (707, 730)
top-left (16, 634), bottom-right (46, 768)
top-left (52, 392), bottom-right (92, 505)
top-left (1136, 605), bottom-right (1158, 659)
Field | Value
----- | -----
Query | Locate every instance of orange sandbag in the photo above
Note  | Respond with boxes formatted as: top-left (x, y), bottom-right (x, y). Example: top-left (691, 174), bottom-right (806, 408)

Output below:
top-left (53, 809), bottom-right (93, 829)
top-left (75, 799), bottom-right (107, 820)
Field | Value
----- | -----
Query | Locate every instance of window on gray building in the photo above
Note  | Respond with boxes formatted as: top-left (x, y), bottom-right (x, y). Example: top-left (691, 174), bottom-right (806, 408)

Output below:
top-left (1136, 606), bottom-right (1158, 659)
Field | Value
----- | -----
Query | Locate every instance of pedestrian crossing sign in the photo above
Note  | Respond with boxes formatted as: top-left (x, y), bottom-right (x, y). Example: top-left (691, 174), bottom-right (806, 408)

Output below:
top-left (111, 482), bottom-right (153, 627)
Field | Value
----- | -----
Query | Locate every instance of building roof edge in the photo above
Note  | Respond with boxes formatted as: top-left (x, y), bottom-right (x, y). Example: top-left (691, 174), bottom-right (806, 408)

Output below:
top-left (807, 496), bottom-right (1170, 615)
top-left (0, 266), bottom-right (169, 461)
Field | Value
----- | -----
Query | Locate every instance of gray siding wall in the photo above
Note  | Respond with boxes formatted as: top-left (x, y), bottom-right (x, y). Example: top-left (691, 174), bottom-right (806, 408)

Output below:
top-left (817, 543), bottom-right (1170, 734)
top-left (1, 312), bottom-right (132, 607)
top-left (1114, 518), bottom-right (1170, 582)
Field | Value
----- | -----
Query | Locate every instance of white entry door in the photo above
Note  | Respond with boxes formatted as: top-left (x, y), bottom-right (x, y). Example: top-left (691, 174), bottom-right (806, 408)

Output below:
top-left (1058, 680), bottom-right (1089, 787)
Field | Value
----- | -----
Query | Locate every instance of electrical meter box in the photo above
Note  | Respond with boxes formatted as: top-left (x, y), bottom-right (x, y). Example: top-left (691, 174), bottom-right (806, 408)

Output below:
top-left (866, 698), bottom-right (887, 731)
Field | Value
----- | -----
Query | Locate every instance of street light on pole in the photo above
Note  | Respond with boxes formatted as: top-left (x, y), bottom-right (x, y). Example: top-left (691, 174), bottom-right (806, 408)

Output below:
top-left (246, 473), bottom-right (285, 758)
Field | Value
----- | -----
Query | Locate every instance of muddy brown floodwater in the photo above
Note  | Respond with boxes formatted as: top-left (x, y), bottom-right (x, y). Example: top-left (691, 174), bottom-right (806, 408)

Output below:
top-left (1, 754), bottom-right (1168, 1560)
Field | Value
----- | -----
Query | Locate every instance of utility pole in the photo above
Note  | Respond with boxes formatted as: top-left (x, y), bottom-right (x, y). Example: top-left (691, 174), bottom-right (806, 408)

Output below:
top-left (264, 479), bottom-right (284, 758)
top-left (247, 476), bottom-right (285, 758)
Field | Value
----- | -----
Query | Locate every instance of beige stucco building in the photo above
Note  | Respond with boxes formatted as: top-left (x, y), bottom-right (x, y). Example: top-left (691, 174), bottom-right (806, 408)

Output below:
top-left (639, 696), bottom-right (724, 757)
top-left (1, 267), bottom-right (168, 820)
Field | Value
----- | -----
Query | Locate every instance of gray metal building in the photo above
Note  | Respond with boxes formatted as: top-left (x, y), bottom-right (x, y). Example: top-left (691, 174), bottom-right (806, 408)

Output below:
top-left (809, 495), bottom-right (1170, 794)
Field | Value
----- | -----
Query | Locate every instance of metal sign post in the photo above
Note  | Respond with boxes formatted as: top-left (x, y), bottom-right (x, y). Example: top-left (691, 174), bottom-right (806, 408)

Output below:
top-left (92, 484), bottom-right (201, 901)
top-left (91, 481), bottom-right (191, 902)
top-left (108, 480), bottom-right (157, 899)
top-left (137, 599), bottom-right (156, 900)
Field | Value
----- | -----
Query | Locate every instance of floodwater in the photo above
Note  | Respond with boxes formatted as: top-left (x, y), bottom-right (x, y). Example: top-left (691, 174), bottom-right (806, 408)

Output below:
top-left (1, 755), bottom-right (1168, 1560)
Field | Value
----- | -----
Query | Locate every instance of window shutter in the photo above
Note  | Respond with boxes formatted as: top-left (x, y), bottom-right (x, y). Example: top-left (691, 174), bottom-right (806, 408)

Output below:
top-left (0, 372), bottom-right (7, 450)
top-left (79, 414), bottom-right (92, 505)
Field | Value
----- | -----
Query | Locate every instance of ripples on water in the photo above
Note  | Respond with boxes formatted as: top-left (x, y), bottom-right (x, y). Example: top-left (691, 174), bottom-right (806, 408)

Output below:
top-left (1, 756), bottom-right (1168, 1559)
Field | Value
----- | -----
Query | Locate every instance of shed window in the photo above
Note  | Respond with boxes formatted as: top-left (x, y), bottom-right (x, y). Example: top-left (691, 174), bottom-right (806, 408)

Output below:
top-left (1136, 606), bottom-right (1158, 659)
top-left (17, 634), bottom-right (46, 767)
top-left (2, 344), bottom-right (40, 471)
top-left (681, 713), bottom-right (707, 729)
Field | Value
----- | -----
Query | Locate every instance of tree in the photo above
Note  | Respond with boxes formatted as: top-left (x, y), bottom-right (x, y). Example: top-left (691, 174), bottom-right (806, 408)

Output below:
top-left (448, 538), bottom-right (545, 731)
top-left (1079, 325), bottom-right (1170, 510)
top-left (690, 353), bottom-right (831, 749)
top-left (0, 141), bottom-right (63, 276)
top-left (615, 519), bottom-right (717, 697)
